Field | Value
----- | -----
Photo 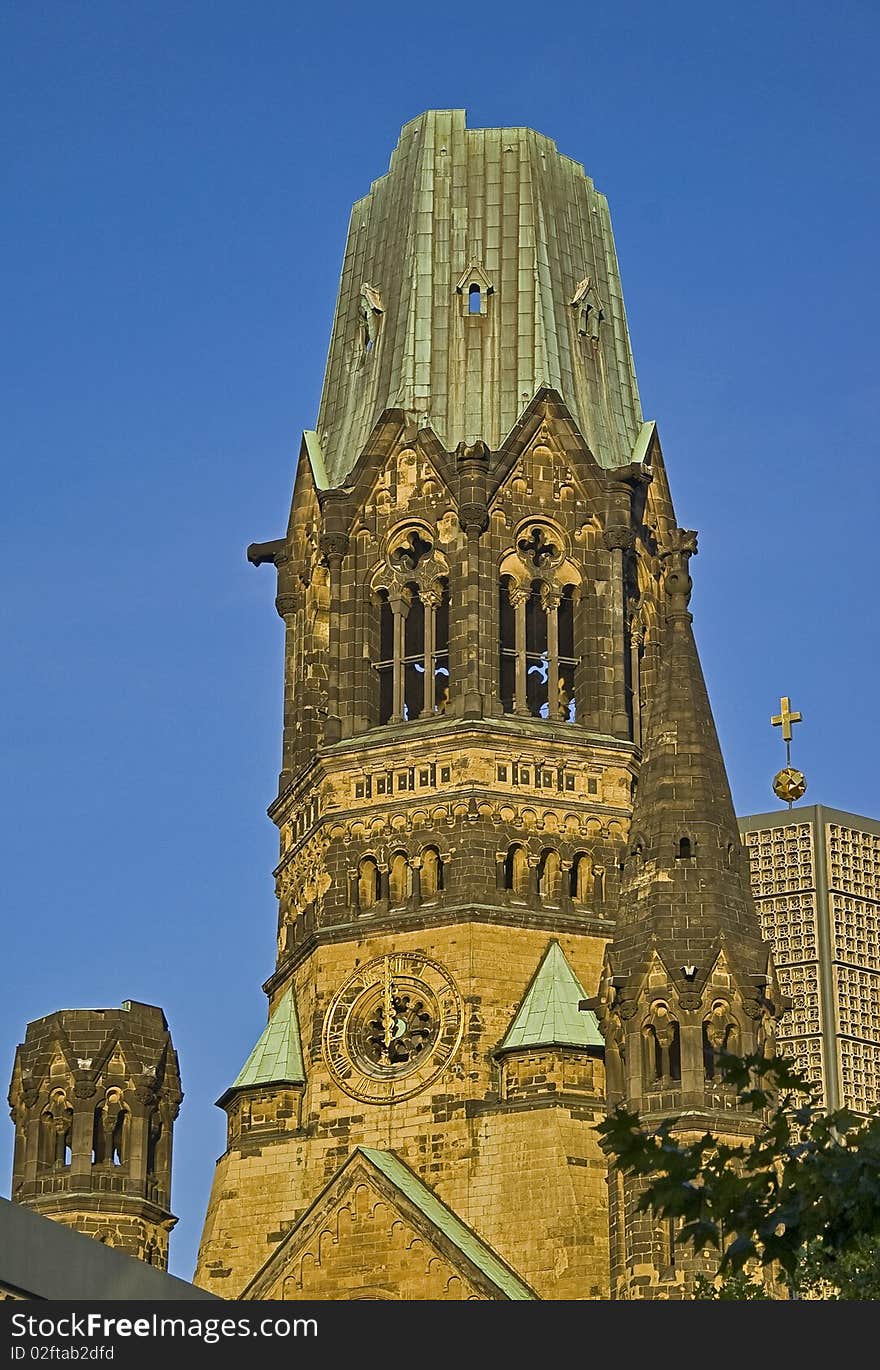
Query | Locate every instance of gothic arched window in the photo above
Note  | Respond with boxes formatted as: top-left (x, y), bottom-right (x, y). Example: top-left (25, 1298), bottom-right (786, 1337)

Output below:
top-left (147, 1108), bottom-right (168, 1184)
top-left (702, 1001), bottom-right (741, 1079)
top-left (504, 845), bottom-right (530, 896)
top-left (403, 594), bottom-right (425, 723)
top-left (39, 1089), bottom-right (72, 1168)
top-left (538, 849), bottom-right (562, 902)
top-left (570, 853), bottom-right (593, 904)
top-left (92, 1089), bottom-right (129, 1167)
top-left (557, 586), bottom-right (578, 721)
top-left (375, 574), bottom-right (450, 726)
top-left (389, 851), bottom-right (411, 906)
top-left (357, 857), bottom-right (380, 911)
top-left (421, 847), bottom-right (443, 899)
top-left (499, 574), bottom-right (578, 720)
top-left (643, 1003), bottom-right (681, 1086)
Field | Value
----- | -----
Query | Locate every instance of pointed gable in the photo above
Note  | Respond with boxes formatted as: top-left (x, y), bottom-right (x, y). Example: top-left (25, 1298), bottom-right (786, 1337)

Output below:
top-left (499, 942), bottom-right (603, 1052)
top-left (243, 1148), bottom-right (537, 1301)
top-left (220, 988), bottom-right (305, 1103)
top-left (490, 388), bottom-right (606, 510)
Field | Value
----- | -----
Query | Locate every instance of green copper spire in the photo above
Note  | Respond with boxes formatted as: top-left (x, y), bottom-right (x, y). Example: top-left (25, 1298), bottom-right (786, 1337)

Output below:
top-left (498, 941), bottom-right (603, 1052)
top-left (314, 109), bottom-right (643, 484)
top-left (226, 987), bottom-right (305, 1094)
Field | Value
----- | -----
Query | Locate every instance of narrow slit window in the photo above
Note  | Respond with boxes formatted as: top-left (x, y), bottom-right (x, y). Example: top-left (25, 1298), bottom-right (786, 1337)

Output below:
top-left (468, 283), bottom-right (482, 314)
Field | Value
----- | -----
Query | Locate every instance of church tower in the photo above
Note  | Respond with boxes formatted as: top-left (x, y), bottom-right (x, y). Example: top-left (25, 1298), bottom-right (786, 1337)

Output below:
top-left (194, 109), bottom-right (772, 1300)
top-left (8, 1001), bottom-right (182, 1269)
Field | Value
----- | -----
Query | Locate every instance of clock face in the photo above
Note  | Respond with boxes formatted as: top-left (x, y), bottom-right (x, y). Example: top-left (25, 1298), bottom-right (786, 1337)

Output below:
top-left (321, 953), bottom-right (464, 1104)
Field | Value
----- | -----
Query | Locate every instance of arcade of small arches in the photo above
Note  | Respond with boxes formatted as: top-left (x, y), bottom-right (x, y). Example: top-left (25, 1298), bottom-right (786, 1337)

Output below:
top-left (34, 1084), bottom-right (168, 1178)
top-left (353, 846), bottom-right (445, 911)
top-left (499, 845), bottom-right (603, 905)
top-left (635, 996), bottom-right (744, 1091)
top-left (349, 843), bottom-right (604, 914)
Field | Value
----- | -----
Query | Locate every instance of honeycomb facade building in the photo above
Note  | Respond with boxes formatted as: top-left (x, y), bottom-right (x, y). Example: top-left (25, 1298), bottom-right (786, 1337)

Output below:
top-left (741, 805), bottom-right (880, 1115)
top-left (190, 110), bottom-right (787, 1301)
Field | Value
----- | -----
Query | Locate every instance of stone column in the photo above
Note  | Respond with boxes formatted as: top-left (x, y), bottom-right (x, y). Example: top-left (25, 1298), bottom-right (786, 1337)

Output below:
top-left (70, 1084), bottom-right (97, 1184)
top-left (678, 1004), bottom-right (706, 1098)
top-left (629, 617), bottom-right (644, 747)
top-left (463, 528), bottom-right (483, 717)
top-left (455, 438), bottom-right (489, 720)
top-left (20, 1109), bottom-right (41, 1188)
top-left (543, 584), bottom-right (562, 718)
top-left (320, 534), bottom-right (349, 744)
top-left (274, 566), bottom-right (299, 784)
top-left (511, 585), bottom-right (529, 715)
top-left (423, 588), bottom-right (438, 716)
top-left (390, 592), bottom-right (409, 723)
top-left (132, 1089), bottom-right (159, 1192)
top-left (603, 529), bottom-right (634, 740)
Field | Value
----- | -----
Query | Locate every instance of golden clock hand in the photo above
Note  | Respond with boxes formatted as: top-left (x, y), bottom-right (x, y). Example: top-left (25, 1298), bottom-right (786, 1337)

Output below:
top-left (383, 958), bottom-right (394, 1053)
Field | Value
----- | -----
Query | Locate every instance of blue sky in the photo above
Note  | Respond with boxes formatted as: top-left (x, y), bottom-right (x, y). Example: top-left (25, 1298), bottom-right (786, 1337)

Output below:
top-left (2, 1), bottom-right (878, 1280)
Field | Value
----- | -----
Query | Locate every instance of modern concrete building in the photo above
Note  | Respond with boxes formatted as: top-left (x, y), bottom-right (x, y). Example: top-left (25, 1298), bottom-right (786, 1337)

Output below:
top-left (741, 805), bottom-right (880, 1115)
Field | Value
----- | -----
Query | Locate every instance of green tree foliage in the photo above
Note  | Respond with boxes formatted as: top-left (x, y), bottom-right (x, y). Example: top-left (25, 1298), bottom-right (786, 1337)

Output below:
top-left (596, 1050), bottom-right (880, 1297)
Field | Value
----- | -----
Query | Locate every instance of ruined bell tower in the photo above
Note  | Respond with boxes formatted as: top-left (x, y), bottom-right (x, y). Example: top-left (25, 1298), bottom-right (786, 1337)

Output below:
top-left (193, 109), bottom-right (782, 1300)
top-left (8, 1001), bottom-right (182, 1269)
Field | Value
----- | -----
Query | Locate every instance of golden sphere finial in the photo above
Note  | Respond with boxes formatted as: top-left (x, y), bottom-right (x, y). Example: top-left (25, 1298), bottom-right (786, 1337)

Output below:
top-left (773, 767), bottom-right (807, 804)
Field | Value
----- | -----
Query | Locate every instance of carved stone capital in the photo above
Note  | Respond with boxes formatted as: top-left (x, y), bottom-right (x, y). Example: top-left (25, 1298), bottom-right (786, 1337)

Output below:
top-left (275, 593), bottom-right (298, 618)
top-left (459, 504), bottom-right (488, 537)
top-left (319, 532), bottom-right (350, 563)
top-left (660, 527), bottom-right (698, 615)
top-left (454, 438), bottom-right (490, 464)
top-left (602, 527), bottom-right (635, 553)
top-left (539, 583), bottom-right (562, 612)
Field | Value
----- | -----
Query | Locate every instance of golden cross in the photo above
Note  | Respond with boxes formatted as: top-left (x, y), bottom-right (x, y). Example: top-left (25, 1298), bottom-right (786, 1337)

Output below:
top-left (771, 696), bottom-right (802, 743)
